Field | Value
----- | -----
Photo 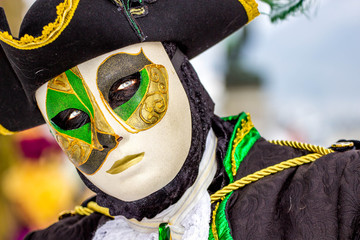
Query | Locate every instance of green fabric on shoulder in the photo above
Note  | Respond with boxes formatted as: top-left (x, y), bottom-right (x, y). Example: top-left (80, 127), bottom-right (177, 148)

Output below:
top-left (210, 113), bottom-right (261, 240)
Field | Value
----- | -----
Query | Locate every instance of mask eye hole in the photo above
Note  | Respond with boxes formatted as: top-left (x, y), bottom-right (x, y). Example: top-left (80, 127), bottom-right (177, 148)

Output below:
top-left (51, 108), bottom-right (90, 130)
top-left (108, 72), bottom-right (141, 109)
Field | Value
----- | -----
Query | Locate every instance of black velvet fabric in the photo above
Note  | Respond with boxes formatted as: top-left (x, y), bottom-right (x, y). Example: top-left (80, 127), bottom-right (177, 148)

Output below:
top-left (0, 39), bottom-right (44, 132)
top-left (208, 115), bottom-right (234, 195)
top-left (227, 138), bottom-right (360, 239)
top-left (78, 42), bottom-right (215, 220)
top-left (24, 213), bottom-right (109, 240)
top-left (0, 0), bottom-right (250, 132)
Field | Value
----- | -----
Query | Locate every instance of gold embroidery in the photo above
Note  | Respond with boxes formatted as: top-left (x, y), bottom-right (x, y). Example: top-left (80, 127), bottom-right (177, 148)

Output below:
top-left (0, 0), bottom-right (80, 50)
top-left (231, 114), bottom-right (254, 176)
top-left (211, 202), bottom-right (220, 240)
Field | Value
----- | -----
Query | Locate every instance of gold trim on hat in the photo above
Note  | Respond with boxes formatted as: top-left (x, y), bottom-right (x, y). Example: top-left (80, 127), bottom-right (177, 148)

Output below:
top-left (239, 0), bottom-right (260, 23)
top-left (0, 124), bottom-right (15, 135)
top-left (0, 0), bottom-right (80, 50)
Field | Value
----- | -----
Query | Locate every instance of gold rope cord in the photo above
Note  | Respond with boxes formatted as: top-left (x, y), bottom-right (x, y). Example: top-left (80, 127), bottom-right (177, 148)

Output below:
top-left (87, 201), bottom-right (113, 218)
top-left (268, 140), bottom-right (334, 155)
top-left (210, 140), bottom-right (334, 203)
top-left (74, 205), bottom-right (94, 216)
top-left (59, 201), bottom-right (114, 219)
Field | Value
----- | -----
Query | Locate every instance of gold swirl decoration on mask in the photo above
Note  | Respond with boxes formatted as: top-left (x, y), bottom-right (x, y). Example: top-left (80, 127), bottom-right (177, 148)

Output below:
top-left (55, 133), bottom-right (93, 166)
top-left (126, 64), bottom-right (168, 130)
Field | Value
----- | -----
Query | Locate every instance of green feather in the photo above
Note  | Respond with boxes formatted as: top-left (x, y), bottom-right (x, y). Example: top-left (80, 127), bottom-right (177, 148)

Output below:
top-left (260, 0), bottom-right (314, 22)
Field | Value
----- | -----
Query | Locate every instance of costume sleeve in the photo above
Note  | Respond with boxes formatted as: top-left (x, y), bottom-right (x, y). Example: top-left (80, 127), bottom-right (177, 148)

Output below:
top-left (24, 213), bottom-right (107, 240)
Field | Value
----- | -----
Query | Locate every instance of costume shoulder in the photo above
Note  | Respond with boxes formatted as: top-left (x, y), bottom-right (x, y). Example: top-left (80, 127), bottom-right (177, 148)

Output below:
top-left (211, 113), bottom-right (360, 239)
top-left (25, 198), bottom-right (112, 240)
top-left (229, 140), bottom-right (360, 239)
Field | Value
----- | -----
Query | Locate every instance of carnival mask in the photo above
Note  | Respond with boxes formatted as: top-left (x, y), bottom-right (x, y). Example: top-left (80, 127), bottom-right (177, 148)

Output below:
top-left (36, 42), bottom-right (192, 201)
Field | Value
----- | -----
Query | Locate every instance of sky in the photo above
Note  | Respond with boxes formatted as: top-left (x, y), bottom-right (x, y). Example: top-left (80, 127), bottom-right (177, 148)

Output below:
top-left (192, 0), bottom-right (360, 145)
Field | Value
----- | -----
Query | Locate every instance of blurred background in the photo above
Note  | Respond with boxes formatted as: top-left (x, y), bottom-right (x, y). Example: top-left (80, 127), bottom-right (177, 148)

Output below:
top-left (0, 0), bottom-right (359, 239)
top-left (193, 0), bottom-right (360, 144)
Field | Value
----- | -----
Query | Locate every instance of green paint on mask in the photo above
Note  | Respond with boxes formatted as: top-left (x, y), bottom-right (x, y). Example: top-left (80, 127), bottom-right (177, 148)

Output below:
top-left (66, 70), bottom-right (94, 117)
top-left (46, 89), bottom-right (92, 144)
top-left (114, 68), bottom-right (150, 121)
top-left (46, 69), bottom-right (96, 145)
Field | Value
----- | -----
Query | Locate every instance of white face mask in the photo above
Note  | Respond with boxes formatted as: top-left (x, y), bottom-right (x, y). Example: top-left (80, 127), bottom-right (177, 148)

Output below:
top-left (35, 42), bottom-right (192, 201)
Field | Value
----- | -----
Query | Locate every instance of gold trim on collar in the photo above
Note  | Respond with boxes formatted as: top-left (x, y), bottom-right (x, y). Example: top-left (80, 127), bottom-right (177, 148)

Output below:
top-left (0, 124), bottom-right (15, 135)
top-left (0, 0), bottom-right (80, 50)
top-left (231, 114), bottom-right (254, 176)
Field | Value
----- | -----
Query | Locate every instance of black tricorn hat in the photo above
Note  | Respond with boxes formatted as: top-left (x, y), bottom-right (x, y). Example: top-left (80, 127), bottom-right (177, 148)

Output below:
top-left (0, 0), bottom-right (259, 134)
